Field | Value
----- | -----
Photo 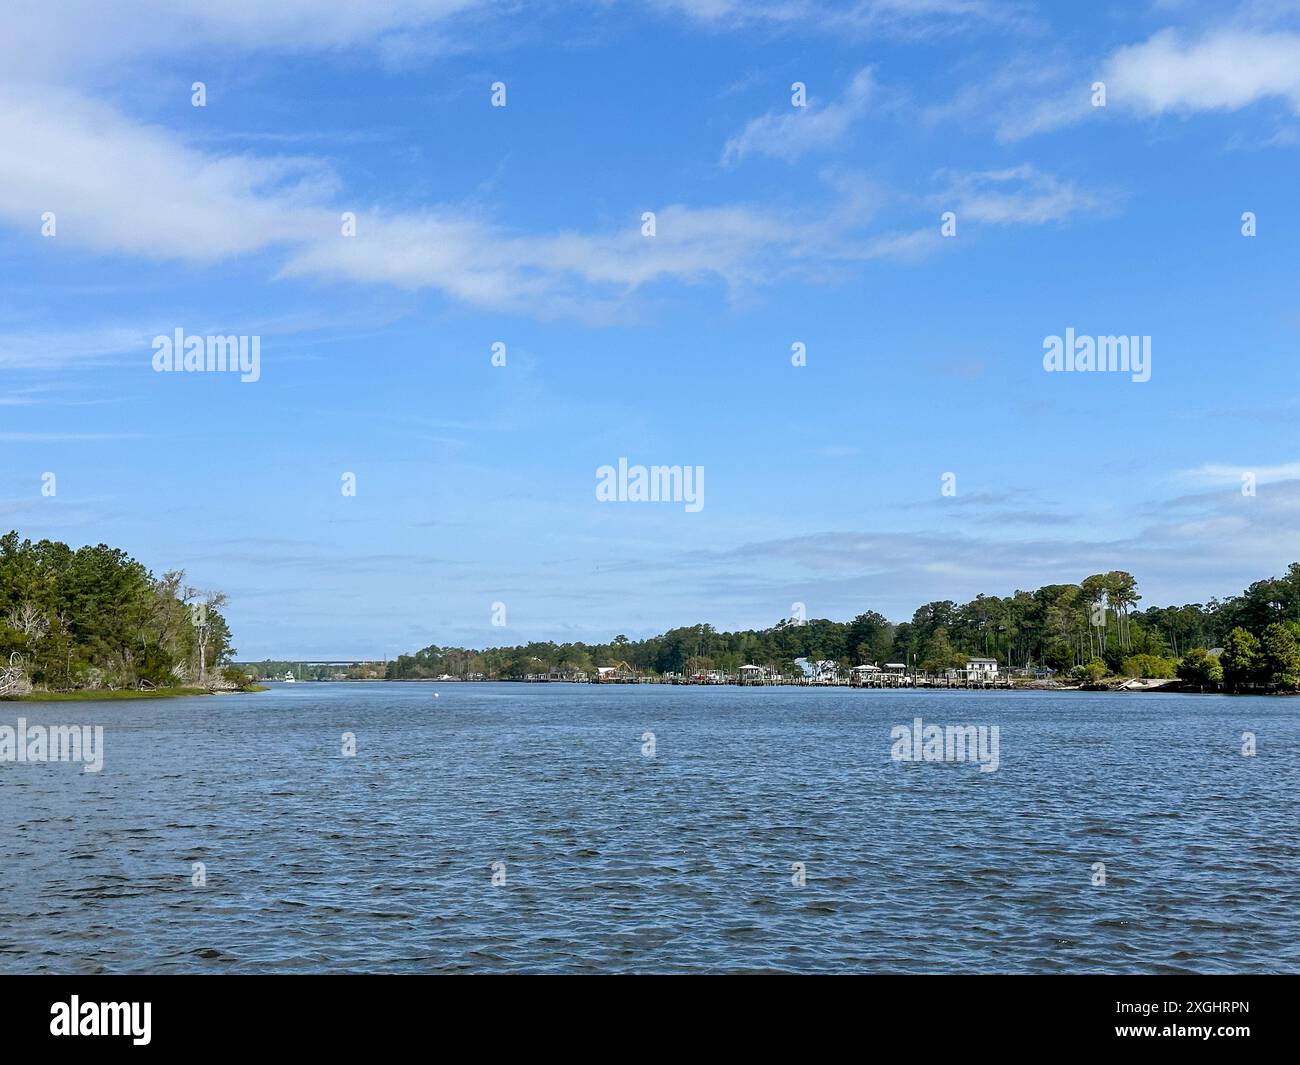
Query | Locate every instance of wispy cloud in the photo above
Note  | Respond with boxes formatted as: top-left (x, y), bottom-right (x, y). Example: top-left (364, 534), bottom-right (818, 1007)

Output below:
top-left (0, 324), bottom-right (153, 369)
top-left (0, 84), bottom-right (956, 319)
top-left (0, 0), bottom-right (489, 80)
top-left (983, 27), bottom-right (1300, 141)
top-left (0, 432), bottom-right (143, 441)
top-left (653, 480), bottom-right (1300, 619)
top-left (722, 68), bottom-right (875, 164)
top-left (1181, 460), bottom-right (1300, 486)
top-left (0, 86), bottom-right (331, 261)
top-left (1105, 28), bottom-right (1300, 116)
top-left (648, 0), bottom-right (1028, 39)
top-left (280, 196), bottom-right (942, 316)
top-left (937, 165), bottom-right (1112, 224)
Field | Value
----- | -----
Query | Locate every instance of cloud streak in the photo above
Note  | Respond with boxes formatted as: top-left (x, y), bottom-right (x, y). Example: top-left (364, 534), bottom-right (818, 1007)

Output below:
top-left (722, 68), bottom-right (875, 164)
top-left (987, 27), bottom-right (1300, 141)
top-left (938, 165), bottom-right (1112, 224)
top-left (648, 0), bottom-right (1027, 39)
top-left (0, 87), bottom-right (1007, 319)
top-left (0, 0), bottom-right (487, 80)
top-left (1106, 28), bottom-right (1300, 116)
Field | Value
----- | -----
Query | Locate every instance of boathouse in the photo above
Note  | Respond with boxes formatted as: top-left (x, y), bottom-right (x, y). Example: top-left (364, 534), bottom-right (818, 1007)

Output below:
top-left (849, 664), bottom-right (880, 687)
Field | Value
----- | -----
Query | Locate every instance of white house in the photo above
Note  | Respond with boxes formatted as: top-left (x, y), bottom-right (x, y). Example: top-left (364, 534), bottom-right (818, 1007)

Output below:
top-left (965, 657), bottom-right (999, 676)
top-left (812, 660), bottom-right (840, 683)
top-left (849, 664), bottom-right (880, 687)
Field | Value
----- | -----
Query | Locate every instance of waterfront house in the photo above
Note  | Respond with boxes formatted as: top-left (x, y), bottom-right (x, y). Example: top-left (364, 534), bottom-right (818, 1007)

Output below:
top-left (965, 657), bottom-right (999, 677)
top-left (596, 661), bottom-right (638, 683)
top-left (812, 660), bottom-right (840, 684)
top-left (849, 664), bottom-right (880, 687)
top-left (738, 664), bottom-right (767, 685)
top-left (547, 668), bottom-right (589, 682)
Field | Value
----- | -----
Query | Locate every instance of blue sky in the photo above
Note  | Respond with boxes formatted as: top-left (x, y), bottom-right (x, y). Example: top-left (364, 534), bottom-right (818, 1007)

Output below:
top-left (3, 1), bottom-right (1300, 658)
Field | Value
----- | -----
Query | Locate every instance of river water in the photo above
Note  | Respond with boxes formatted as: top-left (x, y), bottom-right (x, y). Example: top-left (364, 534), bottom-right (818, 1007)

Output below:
top-left (2, 682), bottom-right (1296, 973)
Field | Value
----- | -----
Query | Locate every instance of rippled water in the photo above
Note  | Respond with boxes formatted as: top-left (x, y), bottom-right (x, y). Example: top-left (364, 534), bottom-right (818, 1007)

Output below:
top-left (2, 682), bottom-right (1297, 973)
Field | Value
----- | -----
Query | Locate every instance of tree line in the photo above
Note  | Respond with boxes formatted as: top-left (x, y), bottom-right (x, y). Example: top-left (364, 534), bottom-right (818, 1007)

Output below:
top-left (0, 531), bottom-right (236, 692)
top-left (7, 530), bottom-right (1294, 694)
top-left (386, 564), bottom-right (1300, 692)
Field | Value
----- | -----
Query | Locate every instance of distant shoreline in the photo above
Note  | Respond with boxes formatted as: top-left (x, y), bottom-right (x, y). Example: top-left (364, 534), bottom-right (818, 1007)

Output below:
top-left (3, 685), bottom-right (269, 702)
top-left (260, 678), bottom-right (1284, 695)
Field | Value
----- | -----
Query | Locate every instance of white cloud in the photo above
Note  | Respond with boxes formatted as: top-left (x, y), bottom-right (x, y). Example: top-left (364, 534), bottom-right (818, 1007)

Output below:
top-left (938, 165), bottom-right (1109, 224)
top-left (0, 55), bottom-right (1094, 322)
top-left (981, 27), bottom-right (1300, 141)
top-left (0, 324), bottom-right (154, 369)
top-left (995, 93), bottom-right (1096, 143)
top-left (1181, 461), bottom-right (1300, 485)
top-left (279, 198), bottom-right (935, 316)
top-left (722, 68), bottom-right (875, 164)
top-left (0, 1), bottom-right (486, 80)
top-left (921, 47), bottom-right (1097, 143)
top-left (0, 86), bottom-right (948, 318)
top-left (0, 84), bottom-right (1103, 318)
top-left (648, 0), bottom-right (1026, 38)
top-left (0, 0), bottom-right (1020, 83)
top-left (0, 87), bottom-right (330, 261)
top-left (1105, 28), bottom-right (1300, 115)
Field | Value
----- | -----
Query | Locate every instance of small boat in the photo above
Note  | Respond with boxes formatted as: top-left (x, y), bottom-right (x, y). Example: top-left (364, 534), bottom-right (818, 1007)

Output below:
top-left (282, 670), bottom-right (297, 684)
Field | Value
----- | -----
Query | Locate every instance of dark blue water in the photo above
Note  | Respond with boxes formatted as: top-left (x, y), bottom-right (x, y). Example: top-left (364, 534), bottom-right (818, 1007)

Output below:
top-left (2, 683), bottom-right (1296, 973)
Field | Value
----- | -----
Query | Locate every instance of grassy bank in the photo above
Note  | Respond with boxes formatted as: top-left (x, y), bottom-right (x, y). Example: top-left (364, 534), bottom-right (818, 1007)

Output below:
top-left (8, 687), bottom-right (220, 702)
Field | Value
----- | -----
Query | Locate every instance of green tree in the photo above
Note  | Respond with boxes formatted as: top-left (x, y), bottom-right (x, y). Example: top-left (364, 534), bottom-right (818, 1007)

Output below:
top-left (846, 610), bottom-right (893, 664)
top-left (1177, 647), bottom-right (1223, 691)
top-left (1121, 653), bottom-right (1176, 679)
top-left (0, 531), bottom-right (240, 692)
top-left (920, 626), bottom-right (964, 673)
top-left (1220, 627), bottom-right (1262, 691)
top-left (1105, 571), bottom-right (1141, 652)
top-left (1075, 658), bottom-right (1109, 684)
top-left (1259, 622), bottom-right (1300, 689)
